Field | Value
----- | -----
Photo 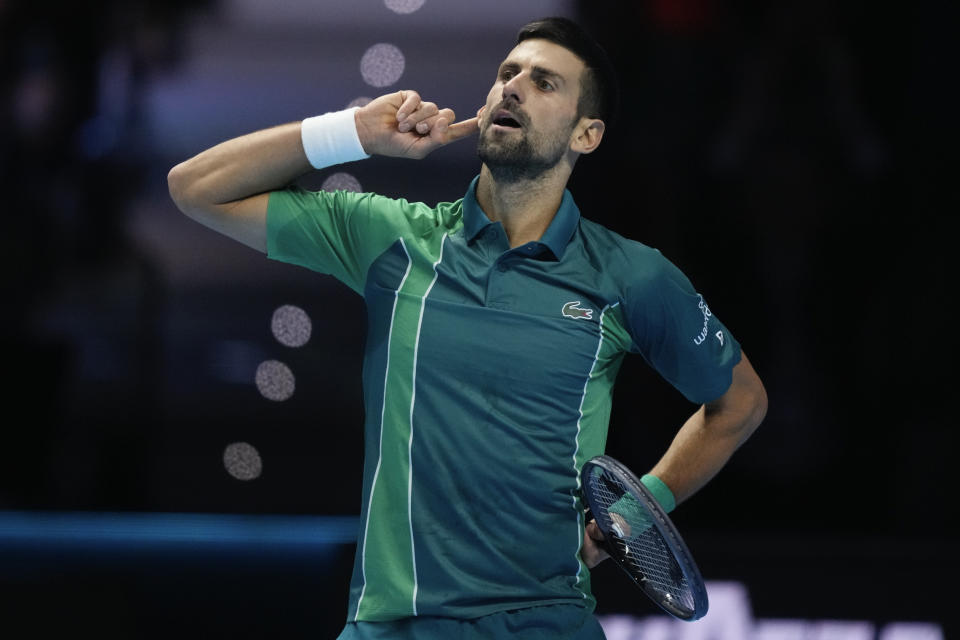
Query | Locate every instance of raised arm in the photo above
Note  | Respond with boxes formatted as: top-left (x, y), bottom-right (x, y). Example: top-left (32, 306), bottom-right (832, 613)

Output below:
top-left (166, 122), bottom-right (306, 252)
top-left (166, 90), bottom-right (479, 252)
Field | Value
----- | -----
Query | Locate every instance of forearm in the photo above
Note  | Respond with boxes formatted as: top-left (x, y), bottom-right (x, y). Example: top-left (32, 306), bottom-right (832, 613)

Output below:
top-left (165, 93), bottom-right (476, 252)
top-left (650, 406), bottom-right (751, 504)
top-left (167, 122), bottom-right (309, 212)
top-left (650, 353), bottom-right (767, 505)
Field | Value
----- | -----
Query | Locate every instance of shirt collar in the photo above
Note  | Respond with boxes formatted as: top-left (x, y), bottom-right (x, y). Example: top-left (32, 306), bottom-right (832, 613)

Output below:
top-left (462, 175), bottom-right (581, 260)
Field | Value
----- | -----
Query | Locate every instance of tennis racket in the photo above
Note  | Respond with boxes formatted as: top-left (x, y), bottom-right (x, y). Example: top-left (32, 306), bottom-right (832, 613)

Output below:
top-left (580, 455), bottom-right (709, 621)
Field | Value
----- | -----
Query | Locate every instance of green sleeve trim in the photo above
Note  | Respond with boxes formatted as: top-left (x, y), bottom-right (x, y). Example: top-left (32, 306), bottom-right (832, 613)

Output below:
top-left (641, 473), bottom-right (676, 513)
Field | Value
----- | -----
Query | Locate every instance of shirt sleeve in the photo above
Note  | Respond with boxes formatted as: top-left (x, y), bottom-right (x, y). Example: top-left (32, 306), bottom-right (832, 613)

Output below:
top-left (266, 186), bottom-right (430, 294)
top-left (622, 247), bottom-right (742, 405)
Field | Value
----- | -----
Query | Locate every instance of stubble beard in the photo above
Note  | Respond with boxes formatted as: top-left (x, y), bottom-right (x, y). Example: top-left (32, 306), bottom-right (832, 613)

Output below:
top-left (477, 119), bottom-right (573, 184)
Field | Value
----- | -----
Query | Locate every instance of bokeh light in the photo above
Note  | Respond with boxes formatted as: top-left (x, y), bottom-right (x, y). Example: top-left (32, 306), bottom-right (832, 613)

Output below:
top-left (347, 96), bottom-right (372, 109)
top-left (360, 43), bottom-right (405, 88)
top-left (223, 442), bottom-right (263, 480)
top-left (271, 304), bottom-right (312, 347)
top-left (385, 0), bottom-right (426, 14)
top-left (321, 172), bottom-right (363, 193)
top-left (255, 359), bottom-right (296, 401)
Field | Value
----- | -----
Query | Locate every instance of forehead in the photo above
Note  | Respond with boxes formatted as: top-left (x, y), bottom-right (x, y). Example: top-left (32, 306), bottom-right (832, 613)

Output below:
top-left (500, 38), bottom-right (586, 80)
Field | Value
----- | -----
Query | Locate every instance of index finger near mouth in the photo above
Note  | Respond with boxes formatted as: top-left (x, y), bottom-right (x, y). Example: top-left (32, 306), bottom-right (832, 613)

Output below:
top-left (444, 116), bottom-right (480, 142)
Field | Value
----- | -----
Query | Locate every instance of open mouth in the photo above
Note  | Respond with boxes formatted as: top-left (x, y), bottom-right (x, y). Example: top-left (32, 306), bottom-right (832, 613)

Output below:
top-left (492, 110), bottom-right (523, 129)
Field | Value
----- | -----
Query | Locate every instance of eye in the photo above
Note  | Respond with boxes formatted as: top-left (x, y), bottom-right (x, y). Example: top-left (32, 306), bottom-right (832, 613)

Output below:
top-left (538, 79), bottom-right (555, 91)
top-left (500, 69), bottom-right (515, 81)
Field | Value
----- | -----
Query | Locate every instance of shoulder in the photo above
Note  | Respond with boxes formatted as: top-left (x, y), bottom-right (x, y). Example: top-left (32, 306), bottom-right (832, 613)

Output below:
top-left (576, 217), bottom-right (677, 288)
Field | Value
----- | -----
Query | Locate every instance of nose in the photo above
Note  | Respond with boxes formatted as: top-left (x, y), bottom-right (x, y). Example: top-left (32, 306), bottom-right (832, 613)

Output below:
top-left (501, 72), bottom-right (524, 103)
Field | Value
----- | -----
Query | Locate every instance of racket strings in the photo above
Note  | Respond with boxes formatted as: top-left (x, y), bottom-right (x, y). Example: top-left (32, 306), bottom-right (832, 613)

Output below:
top-left (588, 471), bottom-right (695, 614)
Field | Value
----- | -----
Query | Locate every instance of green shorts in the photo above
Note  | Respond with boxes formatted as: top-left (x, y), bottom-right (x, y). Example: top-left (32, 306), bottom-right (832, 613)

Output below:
top-left (336, 604), bottom-right (606, 640)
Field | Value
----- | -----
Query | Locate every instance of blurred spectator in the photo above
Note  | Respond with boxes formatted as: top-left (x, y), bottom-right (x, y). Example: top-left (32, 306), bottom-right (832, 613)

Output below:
top-left (0, 0), bottom-right (209, 509)
top-left (709, 1), bottom-right (887, 178)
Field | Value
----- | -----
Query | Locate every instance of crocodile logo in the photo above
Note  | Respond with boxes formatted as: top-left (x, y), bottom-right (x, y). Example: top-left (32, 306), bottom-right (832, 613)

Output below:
top-left (562, 301), bottom-right (594, 320)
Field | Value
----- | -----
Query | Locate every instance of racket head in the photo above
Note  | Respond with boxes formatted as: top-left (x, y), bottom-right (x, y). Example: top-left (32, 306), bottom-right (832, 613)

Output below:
top-left (581, 455), bottom-right (709, 621)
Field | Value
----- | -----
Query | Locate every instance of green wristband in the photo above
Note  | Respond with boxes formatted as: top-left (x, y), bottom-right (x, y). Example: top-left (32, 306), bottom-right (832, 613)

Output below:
top-left (640, 474), bottom-right (676, 513)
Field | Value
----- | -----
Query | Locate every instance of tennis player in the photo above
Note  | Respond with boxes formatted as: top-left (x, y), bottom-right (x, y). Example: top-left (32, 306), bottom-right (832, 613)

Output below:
top-left (168, 17), bottom-right (767, 639)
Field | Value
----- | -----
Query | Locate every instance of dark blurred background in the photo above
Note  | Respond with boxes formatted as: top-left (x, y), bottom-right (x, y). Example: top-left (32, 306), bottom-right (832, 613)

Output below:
top-left (1, 0), bottom-right (955, 637)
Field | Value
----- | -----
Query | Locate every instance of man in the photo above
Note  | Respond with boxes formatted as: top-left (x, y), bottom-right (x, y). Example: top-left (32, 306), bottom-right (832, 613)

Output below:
top-left (168, 16), bottom-right (767, 640)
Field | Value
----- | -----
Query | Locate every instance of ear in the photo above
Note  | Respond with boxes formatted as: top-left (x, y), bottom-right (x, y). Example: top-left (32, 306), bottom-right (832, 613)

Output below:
top-left (570, 118), bottom-right (605, 155)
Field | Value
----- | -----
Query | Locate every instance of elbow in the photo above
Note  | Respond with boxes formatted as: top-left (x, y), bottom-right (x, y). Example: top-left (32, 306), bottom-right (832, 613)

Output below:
top-left (706, 366), bottom-right (768, 442)
top-left (167, 162), bottom-right (191, 214)
top-left (167, 161), bottom-right (206, 219)
top-left (729, 351), bottom-right (768, 437)
top-left (747, 379), bottom-right (768, 434)
top-left (735, 366), bottom-right (767, 438)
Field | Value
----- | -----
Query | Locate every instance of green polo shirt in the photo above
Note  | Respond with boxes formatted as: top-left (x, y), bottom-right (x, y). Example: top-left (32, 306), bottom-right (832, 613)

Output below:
top-left (266, 175), bottom-right (741, 624)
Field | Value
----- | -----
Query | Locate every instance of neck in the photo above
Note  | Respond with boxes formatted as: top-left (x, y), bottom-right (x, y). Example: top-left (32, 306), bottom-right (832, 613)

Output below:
top-left (475, 163), bottom-right (571, 248)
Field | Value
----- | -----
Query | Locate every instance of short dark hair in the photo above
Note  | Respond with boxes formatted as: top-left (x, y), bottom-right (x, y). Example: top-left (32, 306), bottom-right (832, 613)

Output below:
top-left (516, 16), bottom-right (619, 127)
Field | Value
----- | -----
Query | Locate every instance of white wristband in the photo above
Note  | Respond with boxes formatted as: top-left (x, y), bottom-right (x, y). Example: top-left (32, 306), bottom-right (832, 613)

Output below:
top-left (300, 107), bottom-right (371, 169)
